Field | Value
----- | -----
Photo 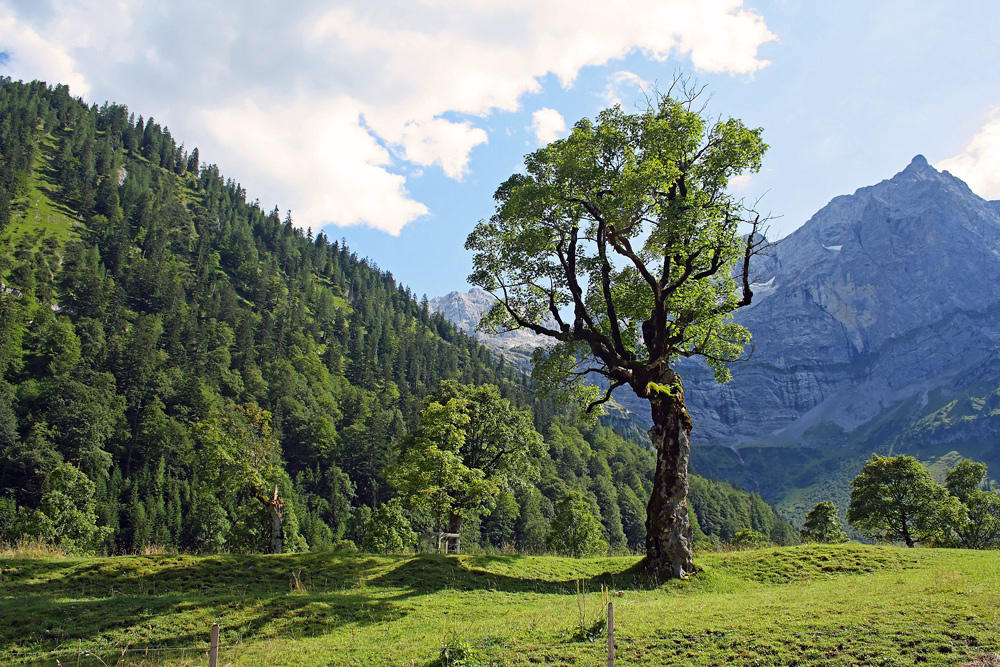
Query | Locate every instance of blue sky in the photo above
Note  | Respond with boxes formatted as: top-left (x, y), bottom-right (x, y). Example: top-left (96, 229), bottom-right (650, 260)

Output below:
top-left (3, 0), bottom-right (1000, 298)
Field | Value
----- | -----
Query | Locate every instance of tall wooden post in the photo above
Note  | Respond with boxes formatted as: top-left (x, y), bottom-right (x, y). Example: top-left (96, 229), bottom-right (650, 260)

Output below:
top-left (209, 623), bottom-right (219, 667)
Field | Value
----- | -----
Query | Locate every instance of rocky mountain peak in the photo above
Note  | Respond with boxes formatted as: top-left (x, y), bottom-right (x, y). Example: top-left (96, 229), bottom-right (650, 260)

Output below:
top-left (429, 288), bottom-right (549, 353)
top-left (681, 155), bottom-right (1000, 446)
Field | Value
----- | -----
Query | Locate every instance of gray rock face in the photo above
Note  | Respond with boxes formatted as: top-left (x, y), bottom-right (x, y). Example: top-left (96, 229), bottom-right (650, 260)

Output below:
top-left (428, 288), bottom-right (549, 352)
top-left (682, 155), bottom-right (1000, 446)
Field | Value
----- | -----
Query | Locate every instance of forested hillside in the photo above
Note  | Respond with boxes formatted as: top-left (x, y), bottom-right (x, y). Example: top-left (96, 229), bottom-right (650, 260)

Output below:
top-left (0, 79), bottom-right (794, 554)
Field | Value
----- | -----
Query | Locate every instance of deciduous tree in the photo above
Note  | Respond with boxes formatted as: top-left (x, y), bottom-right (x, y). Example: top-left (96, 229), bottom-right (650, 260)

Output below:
top-left (545, 490), bottom-right (607, 557)
top-left (467, 85), bottom-right (768, 578)
top-left (945, 458), bottom-right (1000, 549)
top-left (387, 382), bottom-right (542, 545)
top-left (194, 402), bottom-right (290, 553)
top-left (847, 454), bottom-right (961, 547)
top-left (26, 462), bottom-right (111, 554)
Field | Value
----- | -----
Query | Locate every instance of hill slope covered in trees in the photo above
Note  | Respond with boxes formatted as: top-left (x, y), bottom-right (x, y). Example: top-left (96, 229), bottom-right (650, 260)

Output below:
top-left (0, 79), bottom-right (794, 554)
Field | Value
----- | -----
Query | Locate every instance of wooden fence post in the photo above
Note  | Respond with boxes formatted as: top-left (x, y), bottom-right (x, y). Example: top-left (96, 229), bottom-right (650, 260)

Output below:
top-left (607, 602), bottom-right (614, 667)
top-left (209, 623), bottom-right (219, 667)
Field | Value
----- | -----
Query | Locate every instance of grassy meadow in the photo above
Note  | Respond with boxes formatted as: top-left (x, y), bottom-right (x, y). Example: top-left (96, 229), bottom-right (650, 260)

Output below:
top-left (1, 544), bottom-right (998, 666)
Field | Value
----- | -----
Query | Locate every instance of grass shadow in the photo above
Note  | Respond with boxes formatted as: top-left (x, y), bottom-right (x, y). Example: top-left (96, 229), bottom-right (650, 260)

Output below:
top-left (370, 553), bottom-right (660, 597)
top-left (0, 554), bottom-right (411, 662)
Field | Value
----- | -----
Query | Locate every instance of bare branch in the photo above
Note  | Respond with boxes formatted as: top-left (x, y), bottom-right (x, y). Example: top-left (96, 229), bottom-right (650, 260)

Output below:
top-left (596, 217), bottom-right (630, 360)
top-left (586, 379), bottom-right (627, 413)
top-left (678, 341), bottom-right (756, 364)
top-left (735, 210), bottom-right (773, 308)
top-left (491, 278), bottom-right (567, 340)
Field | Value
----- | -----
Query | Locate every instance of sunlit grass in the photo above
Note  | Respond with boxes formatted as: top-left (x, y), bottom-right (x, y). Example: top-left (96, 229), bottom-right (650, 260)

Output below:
top-left (1, 544), bottom-right (998, 666)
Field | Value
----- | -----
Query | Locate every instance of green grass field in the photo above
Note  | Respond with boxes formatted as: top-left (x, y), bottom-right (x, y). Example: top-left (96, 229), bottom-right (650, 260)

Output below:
top-left (1, 544), bottom-right (998, 666)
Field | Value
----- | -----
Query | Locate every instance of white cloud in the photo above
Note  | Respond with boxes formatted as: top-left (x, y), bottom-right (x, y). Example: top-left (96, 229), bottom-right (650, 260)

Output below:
top-left (0, 0), bottom-right (776, 234)
top-left (199, 97), bottom-right (428, 236)
top-left (0, 11), bottom-right (91, 96)
top-left (375, 117), bottom-right (488, 181)
top-left (531, 108), bottom-right (566, 145)
top-left (936, 110), bottom-right (1000, 199)
top-left (602, 71), bottom-right (652, 107)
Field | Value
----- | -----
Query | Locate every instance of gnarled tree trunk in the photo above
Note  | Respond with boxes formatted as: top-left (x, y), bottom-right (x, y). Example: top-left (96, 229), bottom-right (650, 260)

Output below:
top-left (644, 373), bottom-right (695, 579)
top-left (255, 485), bottom-right (285, 554)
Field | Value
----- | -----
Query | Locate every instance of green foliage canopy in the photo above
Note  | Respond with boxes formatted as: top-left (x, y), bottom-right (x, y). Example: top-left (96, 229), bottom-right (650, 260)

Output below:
top-left (945, 458), bottom-right (1000, 549)
top-left (847, 454), bottom-right (962, 547)
top-left (466, 91), bottom-right (768, 410)
top-left (387, 396), bottom-right (490, 531)
top-left (194, 402), bottom-right (281, 503)
top-left (26, 462), bottom-right (111, 553)
top-left (387, 382), bottom-right (543, 533)
top-left (362, 498), bottom-right (418, 554)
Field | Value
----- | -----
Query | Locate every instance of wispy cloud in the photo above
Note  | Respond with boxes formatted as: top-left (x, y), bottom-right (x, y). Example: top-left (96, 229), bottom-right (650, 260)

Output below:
top-left (0, 10), bottom-right (91, 96)
top-left (602, 71), bottom-right (652, 107)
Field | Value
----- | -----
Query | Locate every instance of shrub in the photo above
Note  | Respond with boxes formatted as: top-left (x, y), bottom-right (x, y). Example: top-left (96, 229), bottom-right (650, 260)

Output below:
top-left (728, 529), bottom-right (769, 550)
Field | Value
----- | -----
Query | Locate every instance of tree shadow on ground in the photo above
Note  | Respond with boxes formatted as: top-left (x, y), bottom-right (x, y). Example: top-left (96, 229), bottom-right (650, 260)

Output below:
top-left (370, 554), bottom-right (663, 596)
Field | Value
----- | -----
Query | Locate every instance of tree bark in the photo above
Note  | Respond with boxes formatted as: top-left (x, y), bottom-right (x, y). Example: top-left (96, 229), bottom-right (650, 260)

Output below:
top-left (900, 510), bottom-right (913, 548)
top-left (644, 373), bottom-right (695, 579)
top-left (256, 486), bottom-right (284, 555)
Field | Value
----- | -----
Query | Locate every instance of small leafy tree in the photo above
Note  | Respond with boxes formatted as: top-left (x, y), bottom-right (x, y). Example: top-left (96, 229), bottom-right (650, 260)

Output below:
top-left (26, 462), bottom-right (111, 554)
top-left (545, 491), bottom-right (608, 557)
top-left (800, 501), bottom-right (848, 544)
top-left (387, 397), bottom-right (490, 545)
top-left (193, 402), bottom-right (296, 553)
top-left (847, 454), bottom-right (962, 547)
top-left (466, 84), bottom-right (769, 578)
top-left (514, 487), bottom-right (550, 553)
top-left (363, 499), bottom-right (417, 554)
top-left (188, 493), bottom-right (231, 553)
top-left (430, 381), bottom-right (544, 495)
top-left (481, 490), bottom-right (520, 549)
top-left (387, 382), bottom-right (543, 544)
top-left (728, 528), bottom-right (768, 550)
top-left (945, 458), bottom-right (1000, 549)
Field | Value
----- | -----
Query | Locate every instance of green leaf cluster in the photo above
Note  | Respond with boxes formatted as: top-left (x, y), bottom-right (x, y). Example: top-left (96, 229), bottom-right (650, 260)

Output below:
top-left (467, 93), bottom-right (767, 405)
top-left (945, 459), bottom-right (1000, 549)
